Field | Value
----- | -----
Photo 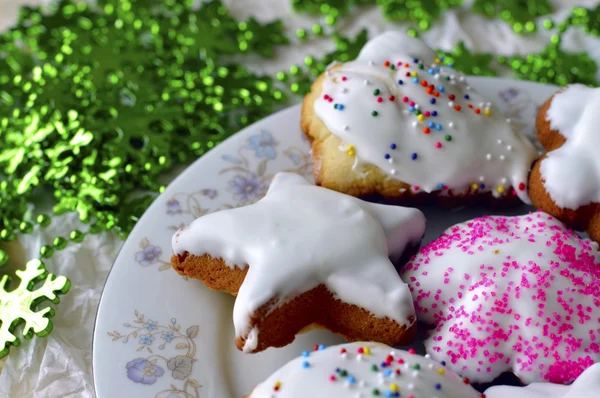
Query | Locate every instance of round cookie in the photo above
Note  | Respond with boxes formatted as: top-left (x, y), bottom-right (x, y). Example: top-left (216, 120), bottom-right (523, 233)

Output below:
top-left (301, 31), bottom-right (538, 205)
top-left (528, 84), bottom-right (600, 243)
top-left (171, 172), bottom-right (426, 353)
top-left (248, 342), bottom-right (484, 397)
top-left (401, 211), bottom-right (600, 384)
top-left (484, 363), bottom-right (600, 398)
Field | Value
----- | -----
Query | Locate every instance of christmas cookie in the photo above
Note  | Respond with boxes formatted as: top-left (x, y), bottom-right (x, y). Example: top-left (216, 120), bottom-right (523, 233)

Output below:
top-left (301, 31), bottom-right (538, 205)
top-left (248, 342), bottom-right (483, 397)
top-left (171, 172), bottom-right (426, 353)
top-left (401, 212), bottom-right (600, 385)
top-left (485, 363), bottom-right (600, 398)
top-left (528, 84), bottom-right (600, 243)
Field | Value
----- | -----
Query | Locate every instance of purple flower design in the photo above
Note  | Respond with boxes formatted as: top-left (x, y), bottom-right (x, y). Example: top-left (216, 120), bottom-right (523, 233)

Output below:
top-left (500, 88), bottom-right (519, 102)
top-left (166, 199), bottom-right (182, 215)
top-left (135, 245), bottom-right (161, 266)
top-left (200, 189), bottom-right (217, 199)
top-left (126, 358), bottom-right (164, 385)
top-left (228, 174), bottom-right (267, 202)
top-left (248, 130), bottom-right (277, 159)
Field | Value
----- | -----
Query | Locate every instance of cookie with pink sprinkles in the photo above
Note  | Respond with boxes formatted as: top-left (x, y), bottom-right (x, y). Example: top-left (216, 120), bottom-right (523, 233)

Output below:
top-left (401, 211), bottom-right (600, 385)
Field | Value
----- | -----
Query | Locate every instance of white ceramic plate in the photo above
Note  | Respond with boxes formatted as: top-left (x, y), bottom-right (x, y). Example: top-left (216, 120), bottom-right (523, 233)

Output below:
top-left (93, 77), bottom-right (557, 398)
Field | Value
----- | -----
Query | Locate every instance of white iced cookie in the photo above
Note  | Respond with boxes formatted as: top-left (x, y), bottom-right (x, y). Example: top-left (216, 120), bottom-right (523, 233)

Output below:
top-left (313, 31), bottom-right (538, 202)
top-left (484, 363), bottom-right (600, 398)
top-left (540, 84), bottom-right (600, 209)
top-left (249, 342), bottom-right (483, 398)
top-left (172, 172), bottom-right (426, 352)
top-left (402, 212), bottom-right (600, 384)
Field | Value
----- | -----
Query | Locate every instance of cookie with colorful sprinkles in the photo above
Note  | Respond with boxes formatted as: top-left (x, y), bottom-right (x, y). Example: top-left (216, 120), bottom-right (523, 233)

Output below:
top-left (484, 363), bottom-right (600, 398)
top-left (249, 342), bottom-right (484, 398)
top-left (301, 31), bottom-right (538, 205)
top-left (402, 211), bottom-right (600, 385)
top-left (171, 172), bottom-right (426, 353)
top-left (528, 84), bottom-right (600, 244)
top-left (247, 342), bottom-right (484, 397)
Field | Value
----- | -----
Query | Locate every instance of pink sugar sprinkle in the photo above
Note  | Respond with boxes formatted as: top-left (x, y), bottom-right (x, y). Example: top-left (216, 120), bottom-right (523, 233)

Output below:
top-left (342, 76), bottom-right (347, 81)
top-left (435, 142), bottom-right (442, 148)
top-left (424, 111), bottom-right (431, 117)
top-left (403, 96), bottom-right (409, 102)
top-left (377, 96), bottom-right (383, 103)
top-left (401, 213), bottom-right (600, 384)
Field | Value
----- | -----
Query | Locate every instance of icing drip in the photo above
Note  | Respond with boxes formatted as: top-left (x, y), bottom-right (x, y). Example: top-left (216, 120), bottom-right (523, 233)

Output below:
top-left (249, 342), bottom-right (483, 397)
top-left (402, 212), bottom-right (600, 384)
top-left (484, 363), bottom-right (600, 398)
top-left (541, 84), bottom-right (600, 209)
top-left (172, 173), bottom-right (426, 349)
top-left (314, 31), bottom-right (537, 203)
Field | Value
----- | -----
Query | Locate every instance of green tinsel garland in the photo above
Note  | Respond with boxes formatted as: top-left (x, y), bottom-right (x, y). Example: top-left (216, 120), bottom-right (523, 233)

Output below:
top-left (0, 0), bottom-right (599, 358)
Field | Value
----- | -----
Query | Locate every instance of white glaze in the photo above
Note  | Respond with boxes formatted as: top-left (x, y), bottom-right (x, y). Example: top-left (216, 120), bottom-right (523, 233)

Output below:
top-left (541, 84), bottom-right (600, 209)
top-left (172, 172), bottom-right (426, 351)
top-left (402, 212), bottom-right (600, 384)
top-left (484, 363), bottom-right (600, 398)
top-left (314, 31), bottom-right (538, 203)
top-left (249, 342), bottom-right (482, 397)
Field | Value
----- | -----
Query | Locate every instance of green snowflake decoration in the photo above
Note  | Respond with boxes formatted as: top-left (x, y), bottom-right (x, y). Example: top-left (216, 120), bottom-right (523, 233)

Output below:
top-left (0, 0), bottom-right (289, 242)
top-left (437, 42), bottom-right (498, 77)
top-left (564, 5), bottom-right (600, 37)
top-left (498, 38), bottom-right (598, 87)
top-left (281, 29), bottom-right (370, 95)
top-left (472, 0), bottom-right (553, 34)
top-left (0, 259), bottom-right (70, 358)
top-left (376, 0), bottom-right (463, 31)
top-left (292, 0), bottom-right (464, 31)
top-left (291, 0), bottom-right (376, 26)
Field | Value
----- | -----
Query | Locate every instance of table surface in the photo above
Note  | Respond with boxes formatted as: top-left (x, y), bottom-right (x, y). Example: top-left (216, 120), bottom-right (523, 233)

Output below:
top-left (0, 0), bottom-right (600, 396)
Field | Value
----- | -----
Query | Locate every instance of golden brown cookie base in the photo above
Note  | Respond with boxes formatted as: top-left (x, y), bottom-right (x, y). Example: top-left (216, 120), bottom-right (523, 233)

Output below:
top-left (300, 71), bottom-right (525, 209)
top-left (171, 251), bottom-right (416, 353)
top-left (528, 92), bottom-right (600, 243)
top-left (171, 252), bottom-right (247, 296)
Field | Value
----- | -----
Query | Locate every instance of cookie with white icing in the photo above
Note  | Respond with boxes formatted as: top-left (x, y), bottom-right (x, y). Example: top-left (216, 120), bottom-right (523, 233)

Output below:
top-left (171, 172), bottom-right (426, 353)
top-left (301, 31), bottom-right (538, 205)
top-left (484, 363), bottom-right (600, 398)
top-left (401, 212), bottom-right (600, 385)
top-left (529, 85), bottom-right (600, 243)
top-left (248, 342), bottom-right (484, 397)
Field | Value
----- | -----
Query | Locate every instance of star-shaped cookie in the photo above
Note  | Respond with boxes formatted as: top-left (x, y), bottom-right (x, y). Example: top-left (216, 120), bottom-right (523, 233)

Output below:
top-left (171, 172), bottom-right (426, 353)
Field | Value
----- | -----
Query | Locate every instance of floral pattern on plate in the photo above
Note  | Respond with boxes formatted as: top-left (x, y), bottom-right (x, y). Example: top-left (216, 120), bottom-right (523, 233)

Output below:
top-left (164, 129), bottom-right (311, 224)
top-left (135, 238), bottom-right (172, 271)
top-left (108, 311), bottom-right (201, 398)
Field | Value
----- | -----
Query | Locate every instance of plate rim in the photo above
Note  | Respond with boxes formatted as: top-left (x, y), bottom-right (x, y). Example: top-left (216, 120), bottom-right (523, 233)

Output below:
top-left (91, 76), bottom-right (559, 396)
